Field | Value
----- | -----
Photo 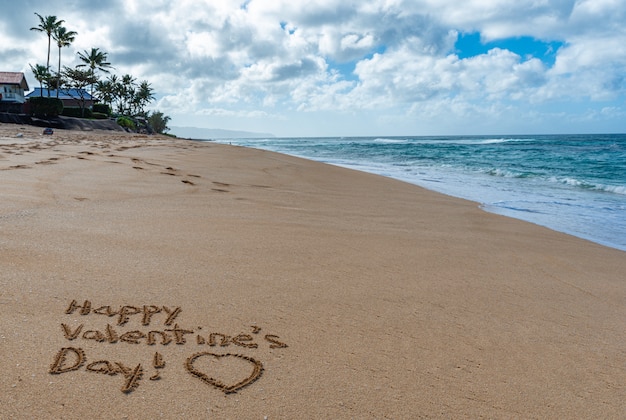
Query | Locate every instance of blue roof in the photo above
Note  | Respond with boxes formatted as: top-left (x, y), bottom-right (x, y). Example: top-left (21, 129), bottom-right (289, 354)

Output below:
top-left (27, 88), bottom-right (95, 100)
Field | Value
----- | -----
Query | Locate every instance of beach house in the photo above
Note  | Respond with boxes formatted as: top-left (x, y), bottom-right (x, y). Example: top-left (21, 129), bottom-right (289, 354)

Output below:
top-left (0, 72), bottom-right (29, 112)
top-left (26, 88), bottom-right (97, 108)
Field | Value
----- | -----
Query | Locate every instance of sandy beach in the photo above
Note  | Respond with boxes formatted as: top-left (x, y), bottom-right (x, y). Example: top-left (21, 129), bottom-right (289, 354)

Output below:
top-left (1, 123), bottom-right (625, 419)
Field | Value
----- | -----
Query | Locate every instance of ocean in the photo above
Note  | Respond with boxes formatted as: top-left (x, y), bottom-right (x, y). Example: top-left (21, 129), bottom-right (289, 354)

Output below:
top-left (209, 134), bottom-right (626, 252)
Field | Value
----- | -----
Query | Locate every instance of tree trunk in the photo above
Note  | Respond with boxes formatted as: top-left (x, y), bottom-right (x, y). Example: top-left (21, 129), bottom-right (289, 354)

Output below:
top-left (57, 47), bottom-right (61, 98)
top-left (47, 36), bottom-right (51, 97)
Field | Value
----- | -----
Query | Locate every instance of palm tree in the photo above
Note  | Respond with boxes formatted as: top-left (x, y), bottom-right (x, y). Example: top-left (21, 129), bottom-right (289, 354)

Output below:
top-left (29, 64), bottom-right (51, 96)
top-left (94, 79), bottom-right (114, 108)
top-left (133, 81), bottom-right (155, 115)
top-left (118, 74), bottom-right (136, 114)
top-left (77, 48), bottom-right (112, 74)
top-left (52, 26), bottom-right (78, 98)
top-left (77, 48), bottom-right (113, 97)
top-left (30, 13), bottom-right (64, 71)
top-left (103, 74), bottom-right (120, 110)
top-left (30, 13), bottom-right (64, 96)
top-left (102, 74), bottom-right (121, 113)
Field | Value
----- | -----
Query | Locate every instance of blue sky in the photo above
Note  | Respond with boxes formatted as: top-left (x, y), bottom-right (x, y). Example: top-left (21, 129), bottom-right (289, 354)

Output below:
top-left (2, 1), bottom-right (625, 137)
top-left (455, 33), bottom-right (564, 66)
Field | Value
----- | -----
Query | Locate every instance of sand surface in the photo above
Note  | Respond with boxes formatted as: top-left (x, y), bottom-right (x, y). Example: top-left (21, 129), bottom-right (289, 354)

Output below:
top-left (1, 124), bottom-right (625, 419)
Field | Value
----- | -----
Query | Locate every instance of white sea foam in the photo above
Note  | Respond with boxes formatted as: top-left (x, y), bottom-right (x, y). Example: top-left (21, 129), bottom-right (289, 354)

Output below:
top-left (372, 138), bottom-right (408, 144)
top-left (481, 139), bottom-right (510, 144)
top-left (485, 168), bottom-right (531, 178)
top-left (546, 176), bottom-right (626, 195)
top-left (600, 185), bottom-right (626, 195)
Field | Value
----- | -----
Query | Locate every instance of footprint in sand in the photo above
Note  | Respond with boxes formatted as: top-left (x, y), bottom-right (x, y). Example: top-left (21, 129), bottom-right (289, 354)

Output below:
top-left (116, 146), bottom-right (141, 151)
top-left (132, 158), bottom-right (157, 167)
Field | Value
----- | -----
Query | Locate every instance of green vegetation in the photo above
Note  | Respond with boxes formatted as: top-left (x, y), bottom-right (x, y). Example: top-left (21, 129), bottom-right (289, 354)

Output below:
top-left (91, 112), bottom-right (108, 120)
top-left (29, 64), bottom-right (50, 96)
top-left (29, 12), bottom-right (170, 133)
top-left (96, 74), bottom-right (155, 117)
top-left (61, 67), bottom-right (97, 117)
top-left (77, 47), bottom-right (112, 98)
top-left (147, 111), bottom-right (171, 134)
top-left (52, 26), bottom-right (77, 98)
top-left (30, 13), bottom-right (64, 80)
top-left (29, 96), bottom-right (63, 117)
top-left (116, 116), bottom-right (135, 131)
top-left (62, 107), bottom-right (92, 118)
top-left (92, 103), bottom-right (110, 116)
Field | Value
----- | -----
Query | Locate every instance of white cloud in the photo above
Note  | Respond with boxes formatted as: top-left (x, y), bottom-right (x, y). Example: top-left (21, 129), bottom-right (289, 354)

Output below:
top-left (3, 0), bottom-right (626, 135)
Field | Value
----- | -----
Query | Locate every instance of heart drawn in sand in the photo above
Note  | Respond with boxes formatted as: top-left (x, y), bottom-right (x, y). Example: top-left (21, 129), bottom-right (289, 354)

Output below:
top-left (185, 352), bottom-right (264, 394)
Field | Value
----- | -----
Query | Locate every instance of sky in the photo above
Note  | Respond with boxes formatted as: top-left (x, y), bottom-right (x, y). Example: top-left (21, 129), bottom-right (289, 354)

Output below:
top-left (2, 0), bottom-right (625, 137)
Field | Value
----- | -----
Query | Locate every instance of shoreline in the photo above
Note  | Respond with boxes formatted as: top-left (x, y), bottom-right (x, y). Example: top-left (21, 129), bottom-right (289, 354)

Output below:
top-left (203, 136), bottom-right (626, 253)
top-left (2, 124), bottom-right (625, 418)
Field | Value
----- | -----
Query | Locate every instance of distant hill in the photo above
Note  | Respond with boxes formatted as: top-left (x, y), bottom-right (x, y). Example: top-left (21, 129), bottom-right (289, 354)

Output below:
top-left (169, 126), bottom-right (275, 140)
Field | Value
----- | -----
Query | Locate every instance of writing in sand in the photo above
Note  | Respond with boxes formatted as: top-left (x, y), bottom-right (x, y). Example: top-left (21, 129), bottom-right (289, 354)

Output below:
top-left (49, 300), bottom-right (288, 394)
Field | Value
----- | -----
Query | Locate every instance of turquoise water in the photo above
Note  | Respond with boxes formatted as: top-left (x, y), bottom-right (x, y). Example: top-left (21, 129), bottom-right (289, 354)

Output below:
top-left (210, 134), bottom-right (626, 251)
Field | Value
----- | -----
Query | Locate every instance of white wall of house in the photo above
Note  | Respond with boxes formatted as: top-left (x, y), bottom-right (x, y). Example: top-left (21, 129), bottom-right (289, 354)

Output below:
top-left (0, 84), bottom-right (26, 103)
